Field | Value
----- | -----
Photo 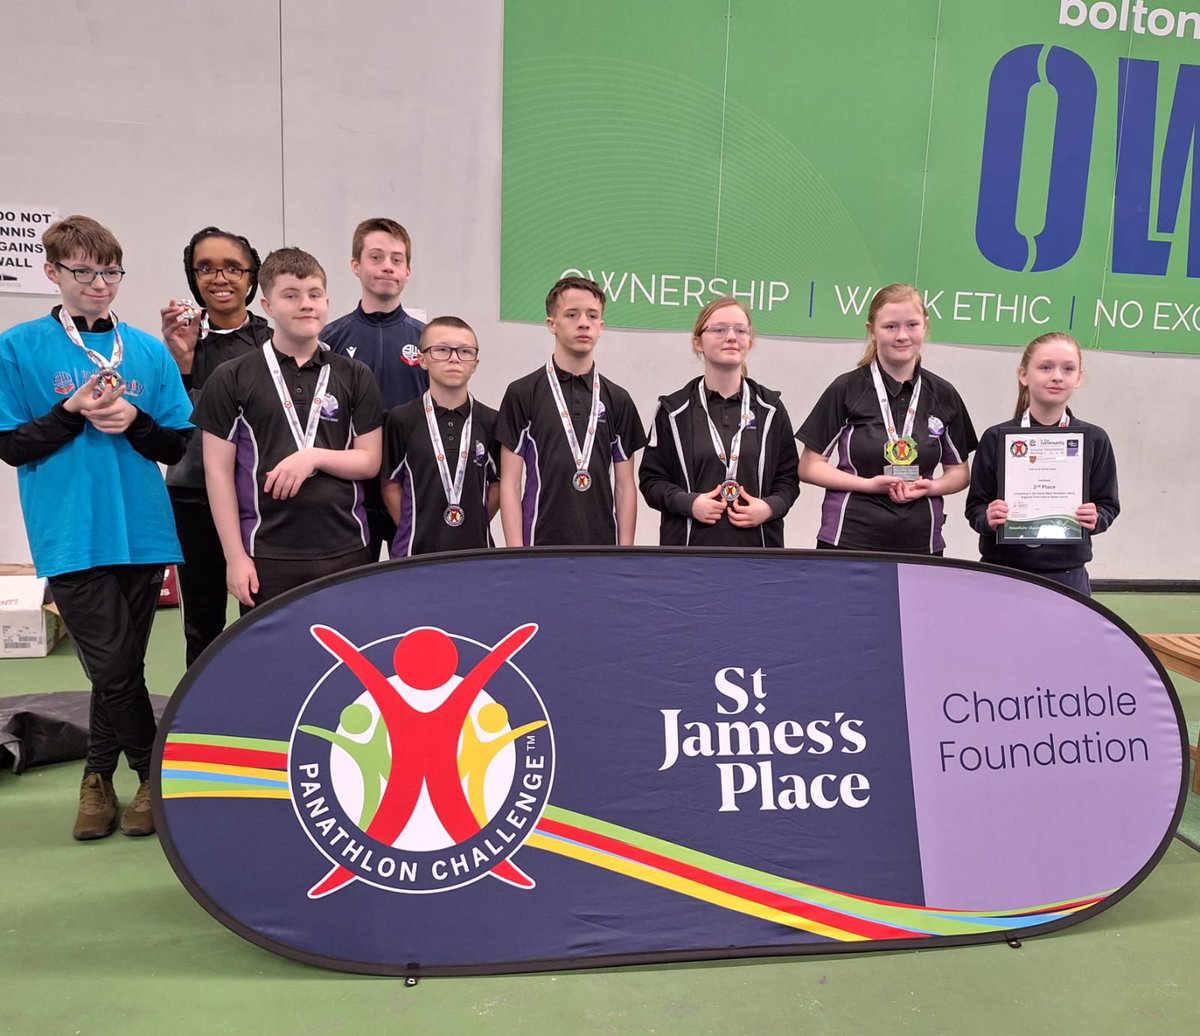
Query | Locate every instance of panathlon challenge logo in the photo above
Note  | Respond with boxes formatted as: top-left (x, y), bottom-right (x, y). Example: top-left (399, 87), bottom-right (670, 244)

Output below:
top-left (289, 622), bottom-right (553, 897)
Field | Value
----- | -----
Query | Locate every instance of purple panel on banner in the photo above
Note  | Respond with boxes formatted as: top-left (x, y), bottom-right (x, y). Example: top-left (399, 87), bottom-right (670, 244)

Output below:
top-left (897, 564), bottom-right (1182, 910)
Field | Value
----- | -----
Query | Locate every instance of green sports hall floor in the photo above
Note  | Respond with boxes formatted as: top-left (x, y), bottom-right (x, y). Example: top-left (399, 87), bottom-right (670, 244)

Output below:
top-left (2, 593), bottom-right (1197, 1036)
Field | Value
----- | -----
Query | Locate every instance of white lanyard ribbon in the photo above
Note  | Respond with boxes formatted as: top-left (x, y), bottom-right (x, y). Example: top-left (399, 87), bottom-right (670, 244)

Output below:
top-left (199, 310), bottom-right (249, 340)
top-left (697, 380), bottom-right (751, 483)
top-left (545, 361), bottom-right (601, 474)
top-left (263, 342), bottom-right (330, 452)
top-left (58, 306), bottom-right (123, 375)
top-left (870, 360), bottom-right (922, 443)
top-left (423, 391), bottom-right (473, 509)
top-left (1020, 409), bottom-right (1069, 428)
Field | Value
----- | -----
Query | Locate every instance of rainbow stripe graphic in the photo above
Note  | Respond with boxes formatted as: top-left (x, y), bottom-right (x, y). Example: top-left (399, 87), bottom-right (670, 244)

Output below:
top-left (161, 733), bottom-right (1108, 941)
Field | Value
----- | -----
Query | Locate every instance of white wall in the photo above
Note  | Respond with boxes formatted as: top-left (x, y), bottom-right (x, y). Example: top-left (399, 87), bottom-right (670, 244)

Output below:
top-left (0, 1), bottom-right (1192, 577)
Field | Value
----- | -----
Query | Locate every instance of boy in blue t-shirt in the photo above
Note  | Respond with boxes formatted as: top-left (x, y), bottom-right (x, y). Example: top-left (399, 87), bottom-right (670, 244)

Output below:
top-left (0, 215), bottom-right (193, 841)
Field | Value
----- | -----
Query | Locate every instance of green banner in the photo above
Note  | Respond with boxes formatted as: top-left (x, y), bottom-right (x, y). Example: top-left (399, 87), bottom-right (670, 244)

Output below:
top-left (501, 0), bottom-right (1200, 352)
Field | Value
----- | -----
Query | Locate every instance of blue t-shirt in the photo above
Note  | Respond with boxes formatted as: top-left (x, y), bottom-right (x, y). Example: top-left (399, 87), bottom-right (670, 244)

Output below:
top-left (0, 314), bottom-right (193, 576)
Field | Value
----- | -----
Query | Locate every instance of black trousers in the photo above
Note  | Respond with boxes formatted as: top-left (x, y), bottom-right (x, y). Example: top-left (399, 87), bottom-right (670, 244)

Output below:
top-left (172, 496), bottom-right (230, 668)
top-left (48, 564), bottom-right (163, 780)
top-left (362, 476), bottom-right (395, 561)
top-left (241, 547), bottom-right (373, 615)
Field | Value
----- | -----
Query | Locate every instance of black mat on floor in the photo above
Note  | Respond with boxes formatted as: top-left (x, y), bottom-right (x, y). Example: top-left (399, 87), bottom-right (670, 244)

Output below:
top-left (0, 692), bottom-right (169, 774)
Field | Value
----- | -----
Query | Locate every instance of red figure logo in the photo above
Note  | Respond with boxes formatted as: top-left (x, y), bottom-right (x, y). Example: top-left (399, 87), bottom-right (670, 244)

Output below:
top-left (306, 623), bottom-right (540, 898)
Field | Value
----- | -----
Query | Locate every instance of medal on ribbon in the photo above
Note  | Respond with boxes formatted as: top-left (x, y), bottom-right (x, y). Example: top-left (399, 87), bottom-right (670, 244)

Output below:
top-left (1020, 409), bottom-right (1069, 428)
top-left (423, 391), bottom-right (474, 527)
top-left (698, 380), bottom-right (752, 507)
top-left (871, 361), bottom-right (923, 483)
top-left (546, 361), bottom-right (602, 492)
top-left (718, 479), bottom-right (742, 503)
top-left (57, 307), bottom-right (125, 398)
top-left (263, 342), bottom-right (331, 454)
top-left (883, 436), bottom-right (918, 466)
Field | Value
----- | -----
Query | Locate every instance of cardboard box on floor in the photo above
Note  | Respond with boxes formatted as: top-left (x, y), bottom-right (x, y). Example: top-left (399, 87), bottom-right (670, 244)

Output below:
top-left (0, 564), bottom-right (65, 658)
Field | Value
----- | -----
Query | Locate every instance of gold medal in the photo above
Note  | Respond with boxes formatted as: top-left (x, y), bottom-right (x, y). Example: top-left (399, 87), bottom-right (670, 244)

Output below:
top-left (883, 436), bottom-right (918, 466)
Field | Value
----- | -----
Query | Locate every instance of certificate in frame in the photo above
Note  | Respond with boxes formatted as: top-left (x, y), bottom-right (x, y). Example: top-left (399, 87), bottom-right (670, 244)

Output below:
top-left (997, 428), bottom-right (1088, 544)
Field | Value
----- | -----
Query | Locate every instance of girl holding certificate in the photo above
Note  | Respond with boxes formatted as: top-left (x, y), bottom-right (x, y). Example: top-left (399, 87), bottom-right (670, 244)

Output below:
top-left (795, 283), bottom-right (977, 555)
top-left (964, 332), bottom-right (1120, 595)
top-left (639, 297), bottom-right (800, 546)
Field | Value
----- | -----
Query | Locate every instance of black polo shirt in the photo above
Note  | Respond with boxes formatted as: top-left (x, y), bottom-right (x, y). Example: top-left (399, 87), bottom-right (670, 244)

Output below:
top-left (796, 362), bottom-right (977, 554)
top-left (495, 359), bottom-right (646, 546)
top-left (384, 396), bottom-right (500, 556)
top-left (168, 312), bottom-right (274, 499)
top-left (189, 312), bottom-right (274, 392)
top-left (193, 343), bottom-right (383, 560)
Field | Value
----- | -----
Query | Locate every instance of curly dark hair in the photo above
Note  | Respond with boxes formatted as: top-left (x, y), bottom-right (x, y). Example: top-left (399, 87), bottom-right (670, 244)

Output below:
top-left (182, 226), bottom-right (262, 307)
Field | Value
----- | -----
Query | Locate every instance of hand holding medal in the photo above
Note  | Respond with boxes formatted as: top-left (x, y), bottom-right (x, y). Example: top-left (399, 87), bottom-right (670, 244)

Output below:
top-left (697, 380), bottom-right (753, 516)
top-left (64, 373), bottom-right (135, 434)
top-left (160, 297), bottom-right (201, 370)
top-left (692, 484), bottom-right (731, 524)
top-left (726, 489), bottom-right (773, 528)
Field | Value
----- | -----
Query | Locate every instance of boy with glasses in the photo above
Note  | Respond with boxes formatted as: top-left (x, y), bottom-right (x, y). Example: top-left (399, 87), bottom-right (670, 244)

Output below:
top-left (322, 218), bottom-right (426, 559)
top-left (381, 316), bottom-right (499, 556)
top-left (0, 215), bottom-right (193, 840)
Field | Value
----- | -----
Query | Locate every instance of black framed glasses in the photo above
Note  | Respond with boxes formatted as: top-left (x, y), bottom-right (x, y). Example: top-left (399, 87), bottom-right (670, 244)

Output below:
top-left (55, 262), bottom-right (125, 284)
top-left (422, 345), bottom-right (479, 361)
top-left (193, 263), bottom-right (250, 279)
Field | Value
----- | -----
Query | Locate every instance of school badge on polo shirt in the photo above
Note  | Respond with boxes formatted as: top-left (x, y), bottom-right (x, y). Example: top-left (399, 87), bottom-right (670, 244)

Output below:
top-left (402, 343), bottom-right (421, 366)
top-left (473, 440), bottom-right (487, 466)
top-left (320, 394), bottom-right (340, 420)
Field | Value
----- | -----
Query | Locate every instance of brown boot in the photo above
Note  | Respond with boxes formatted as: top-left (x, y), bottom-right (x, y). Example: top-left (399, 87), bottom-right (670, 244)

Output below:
top-left (119, 779), bottom-right (156, 837)
top-left (73, 772), bottom-right (118, 841)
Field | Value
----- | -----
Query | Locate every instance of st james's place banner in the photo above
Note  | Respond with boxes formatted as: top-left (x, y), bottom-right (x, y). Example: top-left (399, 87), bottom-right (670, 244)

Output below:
top-left (153, 551), bottom-right (1188, 975)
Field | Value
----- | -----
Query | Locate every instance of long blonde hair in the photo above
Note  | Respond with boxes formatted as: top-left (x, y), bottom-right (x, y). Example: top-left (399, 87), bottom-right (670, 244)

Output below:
top-left (692, 296), bottom-right (752, 379)
top-left (857, 283), bottom-right (927, 368)
top-left (1014, 332), bottom-right (1083, 418)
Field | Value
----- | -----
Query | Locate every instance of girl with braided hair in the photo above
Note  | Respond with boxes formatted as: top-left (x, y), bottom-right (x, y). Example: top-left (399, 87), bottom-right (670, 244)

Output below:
top-left (160, 227), bottom-right (273, 665)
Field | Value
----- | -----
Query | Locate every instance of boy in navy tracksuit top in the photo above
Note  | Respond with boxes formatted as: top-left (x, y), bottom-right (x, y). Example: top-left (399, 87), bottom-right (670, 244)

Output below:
top-left (322, 218), bottom-right (425, 558)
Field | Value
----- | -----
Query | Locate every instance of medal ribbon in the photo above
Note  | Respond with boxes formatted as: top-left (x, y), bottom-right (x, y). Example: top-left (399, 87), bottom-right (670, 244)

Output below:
top-left (697, 379), bottom-right (752, 483)
top-left (57, 306), bottom-right (123, 377)
top-left (423, 391), bottom-right (474, 510)
top-left (545, 361), bottom-right (601, 475)
top-left (262, 342), bottom-right (331, 453)
top-left (199, 311), bottom-right (250, 340)
top-left (870, 360), bottom-right (922, 448)
top-left (1020, 409), bottom-right (1069, 428)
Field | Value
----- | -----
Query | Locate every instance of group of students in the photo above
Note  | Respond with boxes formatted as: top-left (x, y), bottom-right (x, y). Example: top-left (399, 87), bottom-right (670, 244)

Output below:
top-left (0, 214), bottom-right (1119, 842)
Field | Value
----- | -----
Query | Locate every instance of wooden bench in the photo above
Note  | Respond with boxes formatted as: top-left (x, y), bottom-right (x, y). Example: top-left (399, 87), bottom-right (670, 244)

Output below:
top-left (1141, 634), bottom-right (1200, 794)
